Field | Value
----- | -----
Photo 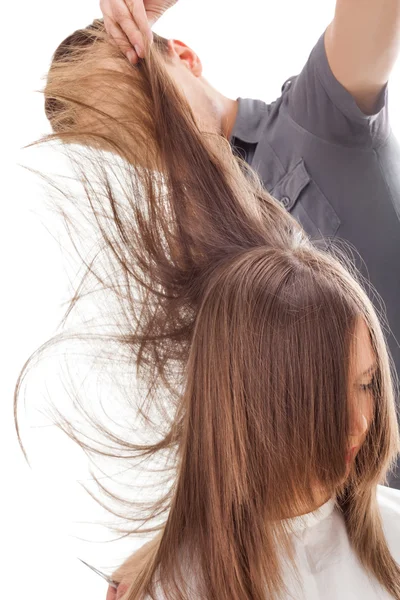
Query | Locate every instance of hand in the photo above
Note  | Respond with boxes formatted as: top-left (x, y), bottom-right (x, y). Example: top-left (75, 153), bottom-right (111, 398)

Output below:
top-left (106, 581), bottom-right (130, 600)
top-left (100, 0), bottom-right (178, 64)
top-left (104, 533), bottom-right (162, 600)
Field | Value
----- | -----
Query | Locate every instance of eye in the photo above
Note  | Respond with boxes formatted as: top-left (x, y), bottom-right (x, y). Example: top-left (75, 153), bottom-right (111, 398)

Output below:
top-left (360, 381), bottom-right (374, 392)
top-left (359, 373), bottom-right (377, 393)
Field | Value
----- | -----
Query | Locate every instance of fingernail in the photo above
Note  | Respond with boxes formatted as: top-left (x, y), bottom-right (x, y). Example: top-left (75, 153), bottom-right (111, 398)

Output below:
top-left (134, 44), bottom-right (142, 58)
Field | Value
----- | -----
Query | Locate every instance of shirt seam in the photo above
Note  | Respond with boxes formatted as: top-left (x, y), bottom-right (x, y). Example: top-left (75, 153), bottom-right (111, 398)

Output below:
top-left (375, 138), bottom-right (400, 224)
top-left (312, 48), bottom-right (391, 151)
top-left (283, 105), bottom-right (392, 152)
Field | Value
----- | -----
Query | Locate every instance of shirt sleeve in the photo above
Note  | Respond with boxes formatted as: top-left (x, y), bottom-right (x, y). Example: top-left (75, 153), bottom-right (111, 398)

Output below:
top-left (284, 27), bottom-right (390, 149)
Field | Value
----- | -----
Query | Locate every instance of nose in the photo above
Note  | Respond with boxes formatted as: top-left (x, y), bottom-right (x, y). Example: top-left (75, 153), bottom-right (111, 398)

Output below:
top-left (349, 410), bottom-right (369, 442)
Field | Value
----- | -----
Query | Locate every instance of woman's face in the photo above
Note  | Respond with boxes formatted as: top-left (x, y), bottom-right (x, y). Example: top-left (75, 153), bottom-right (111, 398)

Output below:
top-left (346, 318), bottom-right (376, 466)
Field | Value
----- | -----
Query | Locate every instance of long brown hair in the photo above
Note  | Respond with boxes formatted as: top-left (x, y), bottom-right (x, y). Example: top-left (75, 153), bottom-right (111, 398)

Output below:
top-left (15, 18), bottom-right (400, 599)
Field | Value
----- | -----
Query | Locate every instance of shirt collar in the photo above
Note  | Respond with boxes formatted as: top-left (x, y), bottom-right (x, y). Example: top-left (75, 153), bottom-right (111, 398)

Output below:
top-left (229, 97), bottom-right (270, 144)
top-left (281, 496), bottom-right (337, 535)
top-left (229, 78), bottom-right (296, 145)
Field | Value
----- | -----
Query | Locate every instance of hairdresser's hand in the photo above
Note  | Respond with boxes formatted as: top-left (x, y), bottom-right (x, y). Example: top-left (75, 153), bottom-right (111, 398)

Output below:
top-left (105, 533), bottom-right (162, 600)
top-left (100, 0), bottom-right (178, 64)
top-left (106, 581), bottom-right (130, 600)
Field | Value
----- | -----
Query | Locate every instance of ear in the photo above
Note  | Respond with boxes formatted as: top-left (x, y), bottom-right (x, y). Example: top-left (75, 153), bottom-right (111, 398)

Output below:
top-left (168, 39), bottom-right (203, 77)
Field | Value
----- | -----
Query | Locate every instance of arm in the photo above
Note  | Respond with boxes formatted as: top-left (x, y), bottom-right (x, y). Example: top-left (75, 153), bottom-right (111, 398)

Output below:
top-left (325, 0), bottom-right (400, 115)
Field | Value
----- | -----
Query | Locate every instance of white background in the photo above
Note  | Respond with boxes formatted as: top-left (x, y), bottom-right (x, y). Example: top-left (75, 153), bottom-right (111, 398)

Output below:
top-left (2, 1), bottom-right (400, 598)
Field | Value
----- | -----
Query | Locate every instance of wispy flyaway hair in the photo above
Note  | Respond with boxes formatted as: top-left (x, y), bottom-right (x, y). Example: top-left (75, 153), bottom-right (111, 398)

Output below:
top-left (15, 18), bottom-right (400, 600)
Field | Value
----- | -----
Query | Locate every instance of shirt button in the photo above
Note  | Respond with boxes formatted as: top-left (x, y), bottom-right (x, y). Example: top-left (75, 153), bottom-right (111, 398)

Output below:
top-left (280, 196), bottom-right (290, 208)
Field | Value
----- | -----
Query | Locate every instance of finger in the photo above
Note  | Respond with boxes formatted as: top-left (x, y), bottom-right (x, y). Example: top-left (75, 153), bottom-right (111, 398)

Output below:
top-left (113, 4), bottom-right (147, 57)
top-left (116, 582), bottom-right (129, 600)
top-left (103, 17), bottom-right (119, 47)
top-left (106, 583), bottom-right (117, 600)
top-left (125, 0), bottom-right (153, 44)
top-left (116, 14), bottom-right (146, 55)
top-left (107, 20), bottom-right (137, 58)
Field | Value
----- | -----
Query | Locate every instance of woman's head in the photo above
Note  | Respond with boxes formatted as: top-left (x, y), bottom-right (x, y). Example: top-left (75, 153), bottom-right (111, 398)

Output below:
top-left (18, 18), bottom-right (400, 600)
top-left (181, 244), bottom-right (396, 521)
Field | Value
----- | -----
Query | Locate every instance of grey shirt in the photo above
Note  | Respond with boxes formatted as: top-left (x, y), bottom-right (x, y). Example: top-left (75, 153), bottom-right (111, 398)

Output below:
top-left (229, 27), bottom-right (400, 488)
